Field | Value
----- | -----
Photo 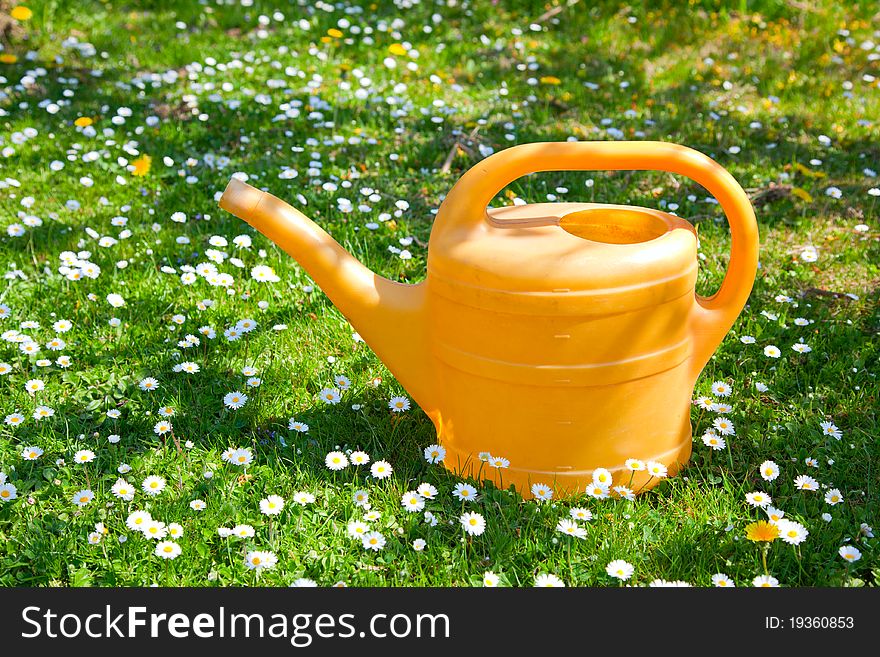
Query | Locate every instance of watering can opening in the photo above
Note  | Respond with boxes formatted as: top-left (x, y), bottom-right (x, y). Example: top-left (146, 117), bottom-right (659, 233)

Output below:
top-left (483, 203), bottom-right (680, 247)
top-left (558, 207), bottom-right (670, 245)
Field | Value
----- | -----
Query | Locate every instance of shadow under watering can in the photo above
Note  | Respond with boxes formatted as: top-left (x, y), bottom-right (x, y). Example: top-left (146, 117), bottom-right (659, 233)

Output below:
top-left (219, 141), bottom-right (759, 498)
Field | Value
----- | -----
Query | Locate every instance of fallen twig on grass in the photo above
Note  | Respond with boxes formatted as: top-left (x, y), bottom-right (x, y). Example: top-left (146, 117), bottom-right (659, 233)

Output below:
top-left (534, 0), bottom-right (581, 25)
top-left (440, 126), bottom-right (481, 174)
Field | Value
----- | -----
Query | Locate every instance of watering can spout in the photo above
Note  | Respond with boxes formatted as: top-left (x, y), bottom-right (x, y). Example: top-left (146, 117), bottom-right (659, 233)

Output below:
top-left (219, 178), bottom-right (438, 418)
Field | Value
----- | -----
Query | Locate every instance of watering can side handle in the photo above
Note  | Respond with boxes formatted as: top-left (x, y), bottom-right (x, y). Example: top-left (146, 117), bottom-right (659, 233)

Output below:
top-left (677, 150), bottom-right (759, 382)
top-left (441, 141), bottom-right (759, 382)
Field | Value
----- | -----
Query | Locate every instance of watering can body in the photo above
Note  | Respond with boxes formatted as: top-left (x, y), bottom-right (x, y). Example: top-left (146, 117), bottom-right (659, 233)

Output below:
top-left (220, 142), bottom-right (758, 497)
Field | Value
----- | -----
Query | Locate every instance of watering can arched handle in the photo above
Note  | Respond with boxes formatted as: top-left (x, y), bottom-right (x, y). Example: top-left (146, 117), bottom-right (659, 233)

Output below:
top-left (443, 141), bottom-right (759, 381)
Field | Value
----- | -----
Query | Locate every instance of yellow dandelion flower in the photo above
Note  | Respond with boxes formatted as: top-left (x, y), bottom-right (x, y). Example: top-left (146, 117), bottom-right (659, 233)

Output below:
top-left (790, 187), bottom-right (813, 203)
top-left (388, 43), bottom-right (408, 56)
top-left (11, 6), bottom-right (33, 21)
top-left (74, 117), bottom-right (93, 128)
top-left (131, 154), bottom-right (152, 177)
top-left (540, 76), bottom-right (561, 85)
top-left (745, 521), bottom-right (779, 543)
top-left (327, 28), bottom-right (343, 38)
top-left (0, 54), bottom-right (18, 64)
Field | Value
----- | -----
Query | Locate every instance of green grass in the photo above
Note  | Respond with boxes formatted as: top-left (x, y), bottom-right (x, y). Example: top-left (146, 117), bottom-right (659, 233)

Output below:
top-left (0, 0), bottom-right (877, 587)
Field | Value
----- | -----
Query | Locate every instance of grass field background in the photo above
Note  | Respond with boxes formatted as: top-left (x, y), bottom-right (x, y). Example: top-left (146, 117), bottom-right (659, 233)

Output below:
top-left (0, 0), bottom-right (877, 586)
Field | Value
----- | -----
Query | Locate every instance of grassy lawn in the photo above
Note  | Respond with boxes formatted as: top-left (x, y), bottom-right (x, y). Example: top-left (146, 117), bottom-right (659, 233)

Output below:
top-left (0, 0), bottom-right (877, 587)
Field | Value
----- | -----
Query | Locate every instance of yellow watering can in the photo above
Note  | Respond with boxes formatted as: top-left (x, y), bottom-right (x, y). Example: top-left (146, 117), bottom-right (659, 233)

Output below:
top-left (219, 142), bottom-right (758, 497)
